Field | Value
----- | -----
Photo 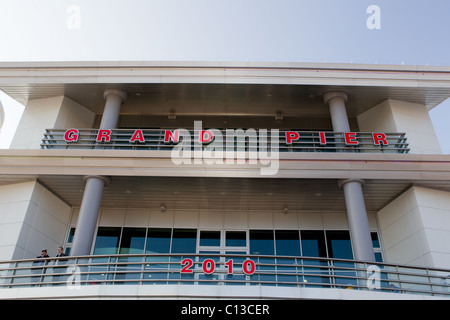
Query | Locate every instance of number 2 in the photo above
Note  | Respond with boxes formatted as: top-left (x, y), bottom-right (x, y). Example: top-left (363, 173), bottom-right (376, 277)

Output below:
top-left (181, 258), bottom-right (193, 273)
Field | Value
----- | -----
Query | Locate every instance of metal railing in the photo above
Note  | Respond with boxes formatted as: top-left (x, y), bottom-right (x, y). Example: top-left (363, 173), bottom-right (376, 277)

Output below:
top-left (41, 129), bottom-right (409, 153)
top-left (0, 254), bottom-right (448, 297)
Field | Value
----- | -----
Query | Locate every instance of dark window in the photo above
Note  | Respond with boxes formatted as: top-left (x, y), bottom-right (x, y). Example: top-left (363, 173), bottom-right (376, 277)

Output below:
top-left (250, 230), bottom-right (274, 255)
top-left (93, 227), bottom-right (121, 255)
top-left (67, 228), bottom-right (75, 244)
top-left (300, 231), bottom-right (327, 257)
top-left (371, 232), bottom-right (380, 248)
top-left (146, 228), bottom-right (171, 254)
top-left (326, 231), bottom-right (353, 259)
top-left (225, 231), bottom-right (246, 247)
top-left (171, 229), bottom-right (197, 253)
top-left (326, 231), bottom-right (356, 286)
top-left (119, 228), bottom-right (146, 255)
top-left (275, 230), bottom-right (300, 256)
top-left (199, 231), bottom-right (221, 247)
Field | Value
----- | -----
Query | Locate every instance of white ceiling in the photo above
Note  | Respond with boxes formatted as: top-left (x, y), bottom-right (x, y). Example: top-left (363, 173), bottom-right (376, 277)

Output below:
top-left (32, 175), bottom-right (447, 212)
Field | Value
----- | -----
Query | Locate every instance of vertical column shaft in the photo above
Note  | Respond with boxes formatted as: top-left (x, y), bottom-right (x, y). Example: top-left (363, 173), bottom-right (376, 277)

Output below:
top-left (339, 179), bottom-right (376, 262)
top-left (70, 89), bottom-right (126, 256)
top-left (324, 92), bottom-right (350, 133)
top-left (99, 89), bottom-right (127, 129)
top-left (70, 176), bottom-right (109, 256)
top-left (324, 92), bottom-right (376, 263)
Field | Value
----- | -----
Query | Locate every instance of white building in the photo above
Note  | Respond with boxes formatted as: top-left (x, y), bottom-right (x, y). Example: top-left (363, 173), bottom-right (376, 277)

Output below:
top-left (0, 61), bottom-right (449, 300)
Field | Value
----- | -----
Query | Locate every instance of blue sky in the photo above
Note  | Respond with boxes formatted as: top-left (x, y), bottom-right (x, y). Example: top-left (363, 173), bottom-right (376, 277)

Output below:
top-left (0, 0), bottom-right (449, 151)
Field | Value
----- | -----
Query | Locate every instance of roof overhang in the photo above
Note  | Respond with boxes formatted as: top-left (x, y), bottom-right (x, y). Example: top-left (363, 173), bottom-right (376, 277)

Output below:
top-left (0, 61), bottom-right (449, 117)
top-left (0, 150), bottom-right (449, 211)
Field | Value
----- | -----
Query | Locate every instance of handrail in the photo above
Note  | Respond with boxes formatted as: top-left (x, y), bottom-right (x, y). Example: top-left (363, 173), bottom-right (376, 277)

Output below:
top-left (40, 129), bottom-right (410, 153)
top-left (0, 254), bottom-right (448, 297)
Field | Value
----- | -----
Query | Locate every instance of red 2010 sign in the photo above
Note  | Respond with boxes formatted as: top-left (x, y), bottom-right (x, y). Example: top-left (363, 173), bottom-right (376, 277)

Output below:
top-left (181, 258), bottom-right (256, 275)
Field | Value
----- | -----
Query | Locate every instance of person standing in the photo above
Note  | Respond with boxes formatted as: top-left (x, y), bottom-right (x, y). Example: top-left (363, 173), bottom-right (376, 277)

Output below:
top-left (32, 249), bottom-right (49, 285)
top-left (53, 246), bottom-right (68, 284)
top-left (56, 246), bottom-right (67, 258)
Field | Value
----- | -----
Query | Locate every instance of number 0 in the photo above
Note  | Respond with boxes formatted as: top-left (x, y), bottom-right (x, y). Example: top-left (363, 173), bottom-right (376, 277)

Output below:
top-left (202, 259), bottom-right (215, 274)
top-left (243, 260), bottom-right (255, 275)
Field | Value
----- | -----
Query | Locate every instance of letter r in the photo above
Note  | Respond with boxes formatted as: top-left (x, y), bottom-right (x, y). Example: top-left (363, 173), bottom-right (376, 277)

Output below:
top-left (373, 133), bottom-right (388, 145)
top-left (96, 129), bottom-right (112, 142)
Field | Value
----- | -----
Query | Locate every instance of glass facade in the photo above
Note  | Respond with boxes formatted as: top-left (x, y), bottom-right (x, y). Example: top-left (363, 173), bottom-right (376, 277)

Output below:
top-left (275, 230), bottom-right (301, 256)
top-left (199, 230), bottom-right (221, 247)
top-left (66, 227), bottom-right (383, 262)
top-left (63, 226), bottom-right (384, 287)
top-left (145, 228), bottom-right (171, 254)
top-left (92, 227), bottom-right (121, 255)
top-left (171, 229), bottom-right (197, 254)
top-left (225, 231), bottom-right (246, 247)
top-left (119, 228), bottom-right (146, 255)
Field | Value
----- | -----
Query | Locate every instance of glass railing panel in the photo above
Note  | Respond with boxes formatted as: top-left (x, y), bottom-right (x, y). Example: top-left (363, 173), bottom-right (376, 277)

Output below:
top-left (300, 258), bottom-right (331, 288)
top-left (86, 257), bottom-right (113, 285)
top-left (0, 262), bottom-right (15, 287)
top-left (276, 257), bottom-right (299, 287)
top-left (197, 252), bottom-right (221, 285)
top-left (330, 260), bottom-right (358, 289)
top-left (167, 255), bottom-right (195, 285)
top-left (143, 255), bottom-right (170, 285)
top-left (224, 253), bottom-right (247, 286)
top-left (41, 129), bottom-right (410, 154)
top-left (0, 254), bottom-right (449, 296)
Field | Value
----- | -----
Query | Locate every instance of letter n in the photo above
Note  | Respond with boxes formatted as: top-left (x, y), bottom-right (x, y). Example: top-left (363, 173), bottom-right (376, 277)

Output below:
top-left (164, 130), bottom-right (180, 143)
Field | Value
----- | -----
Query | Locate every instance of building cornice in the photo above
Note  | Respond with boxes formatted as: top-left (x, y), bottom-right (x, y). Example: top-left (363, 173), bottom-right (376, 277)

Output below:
top-left (0, 149), bottom-right (448, 181)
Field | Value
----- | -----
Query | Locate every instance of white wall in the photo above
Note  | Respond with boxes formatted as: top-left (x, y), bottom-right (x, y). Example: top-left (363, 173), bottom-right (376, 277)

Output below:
top-left (378, 186), bottom-right (450, 269)
top-left (358, 99), bottom-right (442, 154)
top-left (0, 180), bottom-right (72, 260)
top-left (71, 208), bottom-right (379, 230)
top-left (10, 96), bottom-right (95, 149)
top-left (68, 206), bottom-right (379, 253)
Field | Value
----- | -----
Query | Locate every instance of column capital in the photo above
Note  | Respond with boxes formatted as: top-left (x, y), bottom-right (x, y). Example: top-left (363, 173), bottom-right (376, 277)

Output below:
top-left (323, 92), bottom-right (348, 105)
top-left (83, 175), bottom-right (111, 187)
top-left (338, 178), bottom-right (365, 189)
top-left (103, 89), bottom-right (127, 103)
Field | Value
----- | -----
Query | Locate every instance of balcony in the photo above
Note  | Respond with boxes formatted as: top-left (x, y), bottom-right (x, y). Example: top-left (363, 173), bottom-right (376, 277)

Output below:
top-left (0, 254), bottom-right (448, 299)
top-left (41, 129), bottom-right (409, 154)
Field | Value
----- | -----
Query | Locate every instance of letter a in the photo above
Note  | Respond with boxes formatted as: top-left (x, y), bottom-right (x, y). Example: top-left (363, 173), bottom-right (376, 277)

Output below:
top-left (366, 5), bottom-right (381, 30)
top-left (130, 129), bottom-right (145, 143)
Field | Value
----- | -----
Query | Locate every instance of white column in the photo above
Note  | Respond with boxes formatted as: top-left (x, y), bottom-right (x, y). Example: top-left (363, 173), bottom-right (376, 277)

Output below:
top-left (70, 176), bottom-right (109, 256)
top-left (70, 89), bottom-right (126, 256)
top-left (100, 89), bottom-right (127, 129)
top-left (339, 179), bottom-right (376, 262)
top-left (323, 92), bottom-right (350, 132)
top-left (324, 92), bottom-right (376, 263)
